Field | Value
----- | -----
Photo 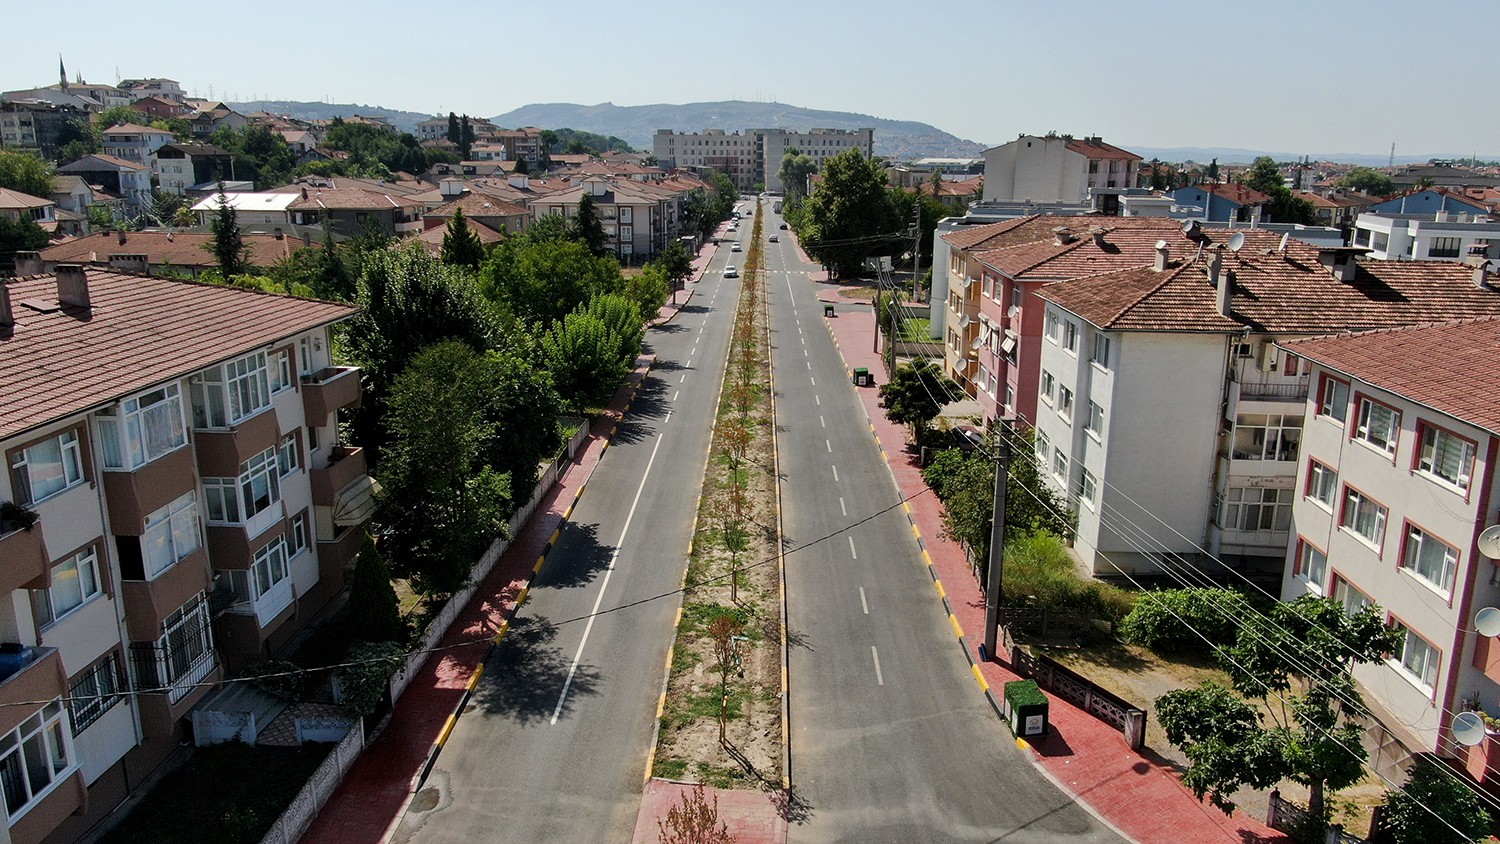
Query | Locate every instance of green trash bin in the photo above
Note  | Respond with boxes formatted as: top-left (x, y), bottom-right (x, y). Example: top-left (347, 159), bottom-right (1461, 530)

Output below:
top-left (1004, 680), bottom-right (1049, 738)
top-left (824, 304), bottom-right (835, 317)
top-left (853, 367), bottom-right (870, 386)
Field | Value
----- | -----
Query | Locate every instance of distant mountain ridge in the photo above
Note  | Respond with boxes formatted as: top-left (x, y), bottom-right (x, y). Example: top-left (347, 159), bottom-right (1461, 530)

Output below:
top-left (1129, 146), bottom-right (1497, 167)
top-left (228, 100), bottom-right (433, 134)
top-left (490, 101), bottom-right (986, 161)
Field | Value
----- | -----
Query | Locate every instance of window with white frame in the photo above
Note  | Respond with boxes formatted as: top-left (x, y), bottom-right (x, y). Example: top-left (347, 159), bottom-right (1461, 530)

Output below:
top-left (1040, 371), bottom-right (1055, 404)
top-left (269, 349), bottom-right (293, 394)
top-left (1307, 461), bottom-right (1337, 509)
top-left (202, 447), bottom-right (281, 524)
top-left (9, 430), bottom-right (84, 505)
top-left (136, 594), bottom-right (213, 695)
top-left (1333, 577), bottom-right (1373, 616)
top-left (67, 655), bottom-right (122, 735)
top-left (1085, 401), bottom-right (1104, 435)
top-left (1053, 448), bottom-right (1068, 482)
top-left (1045, 311), bottom-right (1059, 341)
top-left (1318, 376), bottom-right (1349, 424)
top-left (277, 434), bottom-right (300, 478)
top-left (1057, 386), bottom-right (1074, 419)
top-left (1353, 397), bottom-right (1400, 456)
top-left (35, 547), bottom-right (101, 626)
top-left (1341, 486), bottom-right (1387, 549)
top-left (1221, 487), bottom-right (1293, 532)
top-left (1063, 321), bottom-right (1078, 352)
top-left (290, 512), bottom-right (308, 555)
top-left (190, 351), bottom-right (271, 428)
top-left (1091, 334), bottom-right (1111, 368)
top-left (1005, 385), bottom-right (1014, 410)
top-left (142, 493), bottom-right (200, 579)
top-left (1035, 430), bottom-right (1050, 463)
top-left (96, 385), bottom-right (186, 470)
top-left (1232, 414), bottom-right (1302, 461)
top-left (1417, 424), bottom-right (1474, 492)
top-left (1296, 540), bottom-right (1327, 589)
top-left (299, 337), bottom-right (314, 376)
top-left (1391, 622), bottom-right (1439, 690)
top-left (1402, 524), bottom-right (1458, 592)
top-left (0, 699), bottom-right (73, 819)
top-left (1078, 469), bottom-right (1097, 508)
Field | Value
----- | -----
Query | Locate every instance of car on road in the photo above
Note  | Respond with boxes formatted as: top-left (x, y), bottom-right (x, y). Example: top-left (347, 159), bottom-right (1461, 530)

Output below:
top-left (724, 266), bottom-right (738, 277)
top-left (731, 243), bottom-right (742, 252)
top-left (779, 223), bottom-right (788, 229)
top-left (768, 235), bottom-right (778, 242)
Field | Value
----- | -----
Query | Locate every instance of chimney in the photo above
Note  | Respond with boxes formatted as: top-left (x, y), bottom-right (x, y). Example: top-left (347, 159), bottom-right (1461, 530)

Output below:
top-left (1184, 219), bottom-right (1203, 241)
top-left (12, 251), bottom-right (42, 276)
top-left (1052, 226), bottom-right (1074, 246)
top-left (0, 283), bottom-right (12, 327)
top-left (1206, 245), bottom-right (1224, 288)
top-left (1152, 240), bottom-right (1170, 272)
top-left (273, 227), bottom-right (284, 239)
top-left (107, 254), bottom-right (149, 275)
top-left (1318, 247), bottom-right (1363, 283)
top-left (1217, 269), bottom-right (1234, 317)
top-left (1435, 210), bottom-right (1450, 223)
top-left (1458, 212), bottom-right (1470, 223)
top-left (302, 231), bottom-right (312, 247)
top-left (56, 265), bottom-right (90, 309)
top-left (117, 230), bottom-right (127, 245)
top-left (1472, 260), bottom-right (1492, 290)
top-left (1089, 226), bottom-right (1107, 247)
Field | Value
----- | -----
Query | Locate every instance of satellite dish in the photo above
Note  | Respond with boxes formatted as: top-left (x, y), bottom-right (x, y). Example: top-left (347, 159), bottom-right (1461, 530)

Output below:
top-left (958, 314), bottom-right (971, 328)
top-left (1278, 233), bottom-right (1290, 252)
top-left (1477, 607), bottom-right (1500, 638)
top-left (1453, 711), bottom-right (1488, 747)
top-left (1228, 232), bottom-right (1246, 253)
top-left (1479, 524), bottom-right (1500, 559)
top-left (1180, 219), bottom-right (1196, 234)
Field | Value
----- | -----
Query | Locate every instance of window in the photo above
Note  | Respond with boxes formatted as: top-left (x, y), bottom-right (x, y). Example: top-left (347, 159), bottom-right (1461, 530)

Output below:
top-left (203, 447), bottom-right (281, 524)
top-left (1091, 334), bottom-right (1111, 368)
top-left (247, 538), bottom-right (290, 600)
top-left (1045, 311), bottom-right (1059, 341)
top-left (1078, 469), bottom-right (1097, 508)
top-left (1319, 377), bottom-right (1350, 424)
top-left (134, 594), bottom-right (214, 699)
top-left (1010, 284), bottom-right (1022, 311)
top-left (1296, 540), bottom-right (1328, 589)
top-left (1428, 237), bottom-right (1461, 259)
top-left (1035, 430), bottom-right (1050, 463)
top-left (1221, 487), bottom-right (1293, 532)
top-left (299, 337), bottom-right (314, 376)
top-left (1391, 622), bottom-right (1439, 690)
top-left (1053, 448), bottom-right (1068, 482)
top-left (307, 425), bottom-right (320, 452)
top-left (269, 349), bottom-right (293, 394)
top-left (0, 700), bottom-right (73, 819)
top-left (202, 478), bottom-right (240, 523)
top-left (1306, 461), bottom-right (1337, 509)
top-left (1063, 321), bottom-right (1078, 352)
top-left (290, 513), bottom-right (308, 554)
top-left (1403, 525), bottom-right (1458, 592)
top-left (9, 430), bottom-right (84, 505)
top-left (1085, 401), bottom-right (1104, 436)
top-left (1341, 486), bottom-right (1387, 548)
top-left (1417, 424), bottom-right (1474, 491)
top-left (1354, 397), bottom-right (1400, 455)
top-left (1057, 386), bottom-right (1074, 419)
top-left (142, 493), bottom-right (200, 579)
top-left (68, 655), bottom-right (122, 735)
top-left (1005, 385), bottom-right (1014, 410)
top-left (36, 548), bottom-right (101, 626)
top-left (1040, 371), bottom-right (1055, 404)
top-left (1232, 414), bottom-right (1302, 461)
top-left (1334, 577), bottom-right (1373, 616)
top-left (190, 351), bottom-right (270, 428)
top-left (277, 434), bottom-right (300, 478)
top-left (97, 385), bottom-right (187, 470)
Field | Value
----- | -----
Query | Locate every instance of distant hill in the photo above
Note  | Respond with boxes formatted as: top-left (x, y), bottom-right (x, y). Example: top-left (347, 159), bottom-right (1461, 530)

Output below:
top-left (1128, 146), bottom-right (1496, 167)
top-left (490, 101), bottom-right (986, 161)
top-left (228, 100), bottom-right (433, 134)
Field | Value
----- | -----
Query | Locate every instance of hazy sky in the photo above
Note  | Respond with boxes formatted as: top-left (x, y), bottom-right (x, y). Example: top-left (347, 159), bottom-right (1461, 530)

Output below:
top-left (5, 0), bottom-right (1494, 157)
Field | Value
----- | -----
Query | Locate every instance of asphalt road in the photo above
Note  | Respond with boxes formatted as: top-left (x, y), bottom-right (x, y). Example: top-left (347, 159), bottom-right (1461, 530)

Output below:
top-left (394, 220), bottom-right (747, 844)
top-left (763, 207), bottom-right (1128, 844)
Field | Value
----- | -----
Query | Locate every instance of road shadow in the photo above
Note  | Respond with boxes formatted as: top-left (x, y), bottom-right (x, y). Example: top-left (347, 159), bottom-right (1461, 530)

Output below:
top-left (471, 615), bottom-right (601, 724)
top-left (532, 522), bottom-right (614, 590)
top-left (650, 322), bottom-right (689, 335)
top-left (1028, 729), bottom-right (1076, 758)
top-left (772, 786), bottom-right (814, 825)
top-left (678, 303), bottom-right (710, 315)
top-left (784, 626), bottom-right (813, 652)
top-left (648, 358), bottom-right (686, 374)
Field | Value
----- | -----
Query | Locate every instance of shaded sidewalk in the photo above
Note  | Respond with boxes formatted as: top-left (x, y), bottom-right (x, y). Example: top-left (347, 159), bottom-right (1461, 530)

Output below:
top-left (305, 293), bottom-right (691, 844)
top-left (816, 288), bottom-right (1291, 844)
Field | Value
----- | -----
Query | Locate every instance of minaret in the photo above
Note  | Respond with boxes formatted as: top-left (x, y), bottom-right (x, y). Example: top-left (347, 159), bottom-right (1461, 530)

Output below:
top-left (58, 55), bottom-right (68, 91)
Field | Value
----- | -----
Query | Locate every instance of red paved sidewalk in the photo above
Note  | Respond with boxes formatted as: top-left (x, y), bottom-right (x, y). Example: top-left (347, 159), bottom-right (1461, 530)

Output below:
top-left (817, 293), bottom-right (1291, 844)
top-left (630, 780), bottom-right (787, 844)
top-left (307, 301), bottom-right (688, 843)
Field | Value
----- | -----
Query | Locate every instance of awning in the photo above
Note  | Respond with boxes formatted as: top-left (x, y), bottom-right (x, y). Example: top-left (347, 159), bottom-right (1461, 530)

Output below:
top-left (332, 475), bottom-right (380, 527)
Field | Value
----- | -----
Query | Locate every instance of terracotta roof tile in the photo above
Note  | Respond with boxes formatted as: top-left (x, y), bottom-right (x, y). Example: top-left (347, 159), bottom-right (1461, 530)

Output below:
top-left (0, 270), bottom-right (356, 440)
top-left (286, 188), bottom-right (421, 211)
top-left (1064, 138), bottom-right (1142, 161)
top-left (38, 231), bottom-right (302, 270)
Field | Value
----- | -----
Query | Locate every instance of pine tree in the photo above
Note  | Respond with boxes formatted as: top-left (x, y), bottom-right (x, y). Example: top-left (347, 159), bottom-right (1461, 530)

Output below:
top-left (347, 534), bottom-right (402, 643)
top-left (208, 184), bottom-right (250, 277)
top-left (571, 193), bottom-right (610, 257)
top-left (459, 115), bottom-right (475, 160)
top-left (440, 207), bottom-right (486, 269)
top-left (446, 112), bottom-right (460, 144)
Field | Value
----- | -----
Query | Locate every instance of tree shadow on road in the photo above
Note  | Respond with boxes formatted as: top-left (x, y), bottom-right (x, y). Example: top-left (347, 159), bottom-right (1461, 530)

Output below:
top-left (470, 615), bottom-right (602, 724)
top-left (532, 522), bottom-right (614, 591)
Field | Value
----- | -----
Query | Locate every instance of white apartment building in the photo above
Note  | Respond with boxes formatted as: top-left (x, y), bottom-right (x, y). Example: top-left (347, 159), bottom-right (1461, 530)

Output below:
top-left (758, 128), bottom-right (874, 192)
top-left (1278, 313), bottom-right (1500, 782)
top-left (982, 134), bottom-right (1143, 205)
top-left (100, 124), bottom-right (176, 167)
top-left (1030, 231), bottom-right (1500, 581)
top-left (0, 267), bottom-right (367, 844)
top-left (651, 127), bottom-right (875, 191)
top-left (1352, 210), bottom-right (1500, 262)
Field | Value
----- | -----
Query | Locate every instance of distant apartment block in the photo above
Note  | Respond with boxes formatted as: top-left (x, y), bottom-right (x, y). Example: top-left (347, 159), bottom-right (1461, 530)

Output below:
top-left (652, 127), bottom-right (875, 191)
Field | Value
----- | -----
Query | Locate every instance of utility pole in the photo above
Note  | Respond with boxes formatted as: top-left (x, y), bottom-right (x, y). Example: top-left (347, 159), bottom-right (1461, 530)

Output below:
top-left (982, 418), bottom-right (1012, 660)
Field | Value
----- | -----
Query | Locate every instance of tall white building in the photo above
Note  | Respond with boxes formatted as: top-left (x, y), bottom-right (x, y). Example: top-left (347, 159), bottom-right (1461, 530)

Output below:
top-left (651, 127), bottom-right (875, 191)
top-left (981, 134), bottom-right (1143, 205)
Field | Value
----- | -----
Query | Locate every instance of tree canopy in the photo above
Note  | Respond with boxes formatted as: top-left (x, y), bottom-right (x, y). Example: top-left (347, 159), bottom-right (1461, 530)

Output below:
top-left (440, 207), bottom-right (486, 270)
top-left (0, 217), bottom-right (49, 276)
top-left (0, 150), bottom-right (56, 198)
top-left (479, 237), bottom-right (625, 328)
top-left (777, 148), bottom-right (818, 199)
top-left (571, 194), bottom-right (610, 257)
top-left (1334, 167), bottom-right (1396, 196)
top-left (800, 148), bottom-right (899, 278)
top-left (1377, 757), bottom-right (1491, 844)
top-left (1242, 156), bottom-right (1318, 226)
top-left (207, 187), bottom-right (251, 277)
top-left (878, 359), bottom-right (961, 433)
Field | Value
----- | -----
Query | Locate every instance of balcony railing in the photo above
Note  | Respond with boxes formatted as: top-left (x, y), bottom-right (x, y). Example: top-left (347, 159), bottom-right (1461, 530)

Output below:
top-left (1238, 381), bottom-right (1310, 402)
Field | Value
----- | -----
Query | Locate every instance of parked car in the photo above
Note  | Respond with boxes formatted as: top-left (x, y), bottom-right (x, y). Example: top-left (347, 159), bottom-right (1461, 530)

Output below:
top-left (724, 266), bottom-right (738, 278)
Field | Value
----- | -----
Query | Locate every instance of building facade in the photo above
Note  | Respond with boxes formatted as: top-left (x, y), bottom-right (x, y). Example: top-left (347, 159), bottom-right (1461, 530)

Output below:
top-left (981, 134), bottom-right (1143, 205)
top-left (652, 127), bottom-right (875, 191)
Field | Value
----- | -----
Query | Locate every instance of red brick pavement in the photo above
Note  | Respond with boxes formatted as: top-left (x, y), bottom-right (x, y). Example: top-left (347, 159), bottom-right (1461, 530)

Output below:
top-left (630, 779), bottom-right (788, 844)
top-left (815, 286), bottom-right (1291, 844)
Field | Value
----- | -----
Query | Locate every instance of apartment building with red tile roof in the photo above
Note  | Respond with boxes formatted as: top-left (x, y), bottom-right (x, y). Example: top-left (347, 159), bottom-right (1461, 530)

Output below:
top-left (981, 134), bottom-right (1144, 204)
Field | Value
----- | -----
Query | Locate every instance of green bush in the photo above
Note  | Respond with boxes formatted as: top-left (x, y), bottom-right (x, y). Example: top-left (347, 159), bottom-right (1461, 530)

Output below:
top-left (348, 534), bottom-right (403, 644)
top-left (1003, 532), bottom-right (1135, 624)
top-left (338, 641), bottom-right (405, 716)
top-left (1004, 679), bottom-right (1046, 710)
top-left (1119, 588), bottom-right (1251, 653)
top-left (240, 660), bottom-right (306, 701)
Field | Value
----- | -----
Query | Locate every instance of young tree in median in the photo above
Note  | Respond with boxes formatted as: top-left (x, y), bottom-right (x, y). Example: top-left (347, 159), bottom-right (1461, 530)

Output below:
top-left (658, 784), bottom-right (735, 844)
top-left (878, 359), bottom-right (961, 441)
top-left (207, 186), bottom-right (251, 277)
top-left (440, 207), bottom-right (486, 270)
top-left (801, 147), bottom-right (900, 278)
top-left (1155, 596), bottom-right (1402, 825)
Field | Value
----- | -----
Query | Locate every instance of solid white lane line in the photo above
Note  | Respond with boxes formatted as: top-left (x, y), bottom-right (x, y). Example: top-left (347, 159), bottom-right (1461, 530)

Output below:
top-left (848, 536), bottom-right (857, 559)
top-left (786, 276), bottom-right (796, 300)
top-left (859, 587), bottom-right (869, 614)
top-left (871, 647), bottom-right (884, 685)
top-left (831, 465), bottom-right (839, 482)
top-left (839, 497), bottom-right (847, 516)
top-left (550, 412), bottom-right (672, 725)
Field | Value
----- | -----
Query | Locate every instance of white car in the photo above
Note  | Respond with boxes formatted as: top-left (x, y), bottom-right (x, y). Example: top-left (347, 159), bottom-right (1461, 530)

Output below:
top-left (724, 266), bottom-right (738, 278)
top-left (731, 243), bottom-right (742, 252)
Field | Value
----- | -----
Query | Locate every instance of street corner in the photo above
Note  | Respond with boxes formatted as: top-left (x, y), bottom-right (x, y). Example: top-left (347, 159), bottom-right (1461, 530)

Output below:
top-left (631, 779), bottom-right (789, 844)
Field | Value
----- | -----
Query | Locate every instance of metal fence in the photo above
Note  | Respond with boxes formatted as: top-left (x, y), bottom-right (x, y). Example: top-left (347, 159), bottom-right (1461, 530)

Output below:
top-left (256, 718), bottom-right (365, 844)
top-left (1267, 790), bottom-right (1370, 844)
top-left (1010, 645), bottom-right (1146, 748)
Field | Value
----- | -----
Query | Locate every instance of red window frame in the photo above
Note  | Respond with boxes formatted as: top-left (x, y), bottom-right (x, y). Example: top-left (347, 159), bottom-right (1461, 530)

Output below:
top-left (1316, 374), bottom-right (1350, 422)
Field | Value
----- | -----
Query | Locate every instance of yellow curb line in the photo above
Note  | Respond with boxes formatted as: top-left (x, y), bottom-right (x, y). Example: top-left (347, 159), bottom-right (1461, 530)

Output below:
top-left (466, 662), bottom-right (486, 691)
top-left (515, 586), bottom-right (528, 606)
top-left (934, 580), bottom-right (946, 599)
top-left (533, 556), bottom-right (545, 573)
top-left (911, 524), bottom-right (921, 539)
top-left (972, 664), bottom-right (989, 691)
top-left (1017, 738), bottom-right (1031, 751)
top-left (493, 619), bottom-right (510, 644)
top-left (949, 614), bottom-right (964, 638)
top-left (549, 528), bottom-right (561, 545)
top-left (435, 713), bottom-right (458, 749)
top-left (922, 549), bottom-right (933, 566)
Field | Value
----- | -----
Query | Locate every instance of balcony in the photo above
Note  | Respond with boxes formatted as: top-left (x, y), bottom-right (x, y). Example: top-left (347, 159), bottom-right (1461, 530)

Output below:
top-left (311, 446), bottom-right (367, 506)
top-left (0, 516), bottom-right (48, 595)
top-left (0, 647), bottom-right (64, 736)
top-left (316, 524), bottom-right (365, 578)
top-left (1238, 380), bottom-right (1310, 402)
top-left (194, 407), bottom-right (281, 479)
top-left (301, 366), bottom-right (362, 422)
top-left (100, 445), bottom-right (197, 535)
top-left (1215, 527), bottom-right (1291, 552)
